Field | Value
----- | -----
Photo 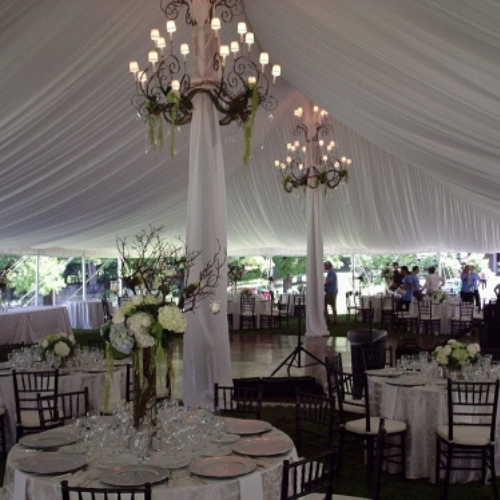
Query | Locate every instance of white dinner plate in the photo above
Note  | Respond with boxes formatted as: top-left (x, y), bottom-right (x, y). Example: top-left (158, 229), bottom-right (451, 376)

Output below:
top-left (100, 465), bottom-right (170, 486)
top-left (18, 452), bottom-right (86, 475)
top-left (225, 419), bottom-right (272, 436)
top-left (201, 445), bottom-right (233, 457)
top-left (189, 456), bottom-right (256, 478)
top-left (19, 432), bottom-right (77, 449)
top-left (365, 368), bottom-right (404, 377)
top-left (59, 443), bottom-right (87, 455)
top-left (94, 456), bottom-right (135, 469)
top-left (161, 452), bottom-right (192, 469)
top-left (211, 433), bottom-right (241, 444)
top-left (232, 437), bottom-right (293, 457)
top-left (386, 376), bottom-right (425, 387)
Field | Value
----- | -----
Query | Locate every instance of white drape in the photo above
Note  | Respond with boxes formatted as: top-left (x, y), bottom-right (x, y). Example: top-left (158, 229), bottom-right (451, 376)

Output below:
top-left (182, 3), bottom-right (232, 408)
top-left (2, 1), bottom-right (500, 256)
top-left (305, 185), bottom-right (329, 337)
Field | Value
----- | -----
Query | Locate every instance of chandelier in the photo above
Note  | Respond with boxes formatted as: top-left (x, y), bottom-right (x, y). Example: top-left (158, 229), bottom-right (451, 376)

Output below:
top-left (275, 106), bottom-right (352, 193)
top-left (129, 0), bottom-right (280, 161)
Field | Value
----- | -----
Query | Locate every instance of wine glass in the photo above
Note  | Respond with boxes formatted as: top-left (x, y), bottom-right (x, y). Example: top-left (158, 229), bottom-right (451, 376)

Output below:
top-left (130, 427), bottom-right (151, 464)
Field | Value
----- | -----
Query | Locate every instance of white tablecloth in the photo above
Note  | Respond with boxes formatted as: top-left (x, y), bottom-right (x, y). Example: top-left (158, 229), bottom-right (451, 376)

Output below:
top-left (3, 422), bottom-right (297, 500)
top-left (0, 307), bottom-right (72, 344)
top-left (369, 376), bottom-right (500, 483)
top-left (66, 301), bottom-right (105, 330)
top-left (0, 366), bottom-right (126, 450)
top-left (228, 299), bottom-right (272, 330)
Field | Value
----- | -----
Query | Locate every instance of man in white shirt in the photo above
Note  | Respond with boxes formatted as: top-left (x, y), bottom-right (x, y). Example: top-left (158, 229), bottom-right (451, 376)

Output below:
top-left (423, 266), bottom-right (445, 294)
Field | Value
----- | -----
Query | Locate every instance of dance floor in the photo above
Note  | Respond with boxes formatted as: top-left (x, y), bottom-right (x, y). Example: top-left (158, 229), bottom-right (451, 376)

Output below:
top-left (169, 333), bottom-right (352, 399)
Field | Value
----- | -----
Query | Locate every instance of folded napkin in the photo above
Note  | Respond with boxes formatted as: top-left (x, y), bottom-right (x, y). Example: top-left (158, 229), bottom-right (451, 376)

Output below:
top-left (239, 471), bottom-right (264, 500)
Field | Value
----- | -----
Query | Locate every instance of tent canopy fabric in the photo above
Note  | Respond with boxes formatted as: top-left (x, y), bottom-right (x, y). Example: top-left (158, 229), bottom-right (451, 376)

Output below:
top-left (1, 0), bottom-right (500, 257)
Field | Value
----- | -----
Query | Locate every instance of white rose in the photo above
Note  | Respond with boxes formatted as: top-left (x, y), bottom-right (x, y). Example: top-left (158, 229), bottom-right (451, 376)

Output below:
top-left (53, 341), bottom-right (70, 357)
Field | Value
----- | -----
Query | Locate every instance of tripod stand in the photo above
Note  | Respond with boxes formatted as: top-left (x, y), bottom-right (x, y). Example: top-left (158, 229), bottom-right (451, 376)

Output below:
top-left (270, 301), bottom-right (326, 377)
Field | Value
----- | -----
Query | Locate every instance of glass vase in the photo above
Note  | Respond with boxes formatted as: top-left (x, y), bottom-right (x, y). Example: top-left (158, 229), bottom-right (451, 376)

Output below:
top-left (132, 346), bottom-right (157, 429)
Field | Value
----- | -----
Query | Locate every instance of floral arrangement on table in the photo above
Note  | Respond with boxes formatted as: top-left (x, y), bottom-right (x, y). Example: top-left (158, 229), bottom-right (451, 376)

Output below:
top-left (297, 284), bottom-right (306, 293)
top-left (432, 339), bottom-right (481, 373)
top-left (240, 288), bottom-right (254, 298)
top-left (101, 226), bottom-right (224, 428)
top-left (431, 290), bottom-right (448, 303)
top-left (228, 265), bottom-right (245, 293)
top-left (39, 332), bottom-right (77, 361)
top-left (380, 266), bottom-right (394, 287)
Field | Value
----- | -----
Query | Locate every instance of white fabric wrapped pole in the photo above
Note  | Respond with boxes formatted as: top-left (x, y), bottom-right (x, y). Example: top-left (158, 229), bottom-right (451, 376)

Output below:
top-left (304, 107), bottom-right (329, 338)
top-left (183, 1), bottom-right (233, 408)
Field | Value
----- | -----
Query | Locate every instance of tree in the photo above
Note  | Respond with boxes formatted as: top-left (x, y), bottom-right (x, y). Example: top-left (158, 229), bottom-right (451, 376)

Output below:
top-left (9, 256), bottom-right (66, 297)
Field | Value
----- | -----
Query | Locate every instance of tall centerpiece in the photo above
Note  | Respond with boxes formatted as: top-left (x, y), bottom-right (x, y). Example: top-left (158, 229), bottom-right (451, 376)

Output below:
top-left (432, 339), bottom-right (481, 375)
top-left (101, 226), bottom-right (224, 428)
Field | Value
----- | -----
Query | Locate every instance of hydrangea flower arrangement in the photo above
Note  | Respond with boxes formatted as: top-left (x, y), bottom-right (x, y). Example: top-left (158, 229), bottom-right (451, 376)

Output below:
top-left (39, 332), bottom-right (77, 359)
top-left (433, 339), bottom-right (481, 372)
top-left (101, 293), bottom-right (187, 355)
top-left (431, 290), bottom-right (448, 303)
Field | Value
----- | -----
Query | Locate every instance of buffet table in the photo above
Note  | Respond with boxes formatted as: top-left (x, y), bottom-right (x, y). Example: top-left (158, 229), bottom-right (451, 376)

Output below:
top-left (0, 307), bottom-right (72, 344)
top-left (368, 374), bottom-right (500, 483)
top-left (4, 417), bottom-right (297, 500)
top-left (66, 301), bottom-right (105, 330)
top-left (0, 366), bottom-right (126, 450)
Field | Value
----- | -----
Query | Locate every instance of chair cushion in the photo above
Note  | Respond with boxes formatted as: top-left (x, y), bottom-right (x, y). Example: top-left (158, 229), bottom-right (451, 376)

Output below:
top-left (436, 424), bottom-right (492, 446)
top-left (346, 416), bottom-right (406, 435)
top-left (336, 396), bottom-right (366, 414)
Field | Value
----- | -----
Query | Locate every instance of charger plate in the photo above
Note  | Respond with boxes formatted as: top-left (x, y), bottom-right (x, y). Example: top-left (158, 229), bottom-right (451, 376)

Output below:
top-left (233, 437), bottom-right (293, 457)
top-left (365, 368), bottom-right (404, 377)
top-left (225, 419), bottom-right (272, 436)
top-left (18, 452), bottom-right (86, 475)
top-left (19, 432), bottom-right (77, 450)
top-left (100, 465), bottom-right (170, 486)
top-left (189, 456), bottom-right (256, 478)
top-left (386, 376), bottom-right (425, 387)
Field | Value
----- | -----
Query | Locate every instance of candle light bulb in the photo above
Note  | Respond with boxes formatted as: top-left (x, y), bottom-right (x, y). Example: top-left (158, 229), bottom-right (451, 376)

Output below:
top-left (247, 76), bottom-right (257, 85)
top-left (245, 32), bottom-right (254, 52)
top-left (347, 158), bottom-right (352, 165)
top-left (219, 45), bottom-right (229, 66)
top-left (334, 161), bottom-right (340, 168)
top-left (294, 140), bottom-right (299, 147)
top-left (129, 61), bottom-right (139, 74)
top-left (172, 80), bottom-right (180, 91)
top-left (286, 156), bottom-right (292, 164)
top-left (151, 29), bottom-right (160, 41)
top-left (259, 52), bottom-right (269, 72)
top-left (319, 139), bottom-right (324, 147)
top-left (302, 146), bottom-right (306, 153)
top-left (322, 155), bottom-right (328, 162)
top-left (148, 50), bottom-right (158, 67)
top-left (140, 73), bottom-right (147, 88)
top-left (287, 143), bottom-right (292, 150)
top-left (238, 22), bottom-right (247, 42)
top-left (230, 41), bottom-right (240, 56)
top-left (341, 156), bottom-right (346, 162)
top-left (211, 17), bottom-right (221, 37)
top-left (313, 105), bottom-right (319, 113)
top-left (271, 64), bottom-right (281, 83)
top-left (166, 20), bottom-right (176, 41)
top-left (156, 37), bottom-right (166, 53)
top-left (180, 43), bottom-right (189, 61)
top-left (274, 160), bottom-right (280, 167)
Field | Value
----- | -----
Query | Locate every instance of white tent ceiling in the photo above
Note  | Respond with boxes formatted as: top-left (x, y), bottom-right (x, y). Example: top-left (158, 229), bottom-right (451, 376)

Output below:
top-left (1, 0), bottom-right (500, 257)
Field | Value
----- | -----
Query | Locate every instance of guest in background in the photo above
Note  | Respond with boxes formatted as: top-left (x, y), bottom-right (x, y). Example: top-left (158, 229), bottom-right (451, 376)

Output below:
top-left (324, 261), bottom-right (338, 325)
top-left (283, 274), bottom-right (292, 293)
top-left (423, 266), bottom-right (445, 295)
top-left (389, 262), bottom-right (403, 291)
top-left (460, 264), bottom-right (474, 303)
top-left (480, 271), bottom-right (487, 290)
top-left (399, 266), bottom-right (413, 311)
top-left (411, 266), bottom-right (423, 301)
top-left (469, 265), bottom-right (481, 309)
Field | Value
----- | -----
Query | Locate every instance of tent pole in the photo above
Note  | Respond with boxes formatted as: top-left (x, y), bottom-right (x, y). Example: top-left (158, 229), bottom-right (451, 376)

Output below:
top-left (35, 253), bottom-right (40, 306)
top-left (82, 256), bottom-right (86, 301)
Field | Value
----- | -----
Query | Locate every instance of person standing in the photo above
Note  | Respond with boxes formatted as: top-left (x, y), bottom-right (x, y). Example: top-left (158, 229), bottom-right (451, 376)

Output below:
top-left (460, 265), bottom-right (474, 303)
top-left (399, 266), bottom-right (414, 311)
top-left (283, 274), bottom-right (292, 293)
top-left (469, 265), bottom-right (481, 309)
top-left (389, 262), bottom-right (403, 291)
top-left (324, 261), bottom-right (338, 325)
top-left (423, 266), bottom-right (445, 294)
top-left (411, 266), bottom-right (422, 301)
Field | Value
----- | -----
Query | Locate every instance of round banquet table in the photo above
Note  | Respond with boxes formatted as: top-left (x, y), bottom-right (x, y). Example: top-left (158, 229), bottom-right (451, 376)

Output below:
top-left (3, 419), bottom-right (297, 500)
top-left (368, 374), bottom-right (500, 483)
top-left (0, 366), bottom-right (126, 451)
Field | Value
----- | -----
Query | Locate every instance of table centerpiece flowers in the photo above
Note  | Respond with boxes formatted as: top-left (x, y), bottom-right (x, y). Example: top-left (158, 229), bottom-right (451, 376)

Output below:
top-left (100, 226), bottom-right (224, 428)
top-left (39, 332), bottom-right (77, 365)
top-left (430, 290), bottom-right (448, 303)
top-left (432, 339), bottom-right (481, 374)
